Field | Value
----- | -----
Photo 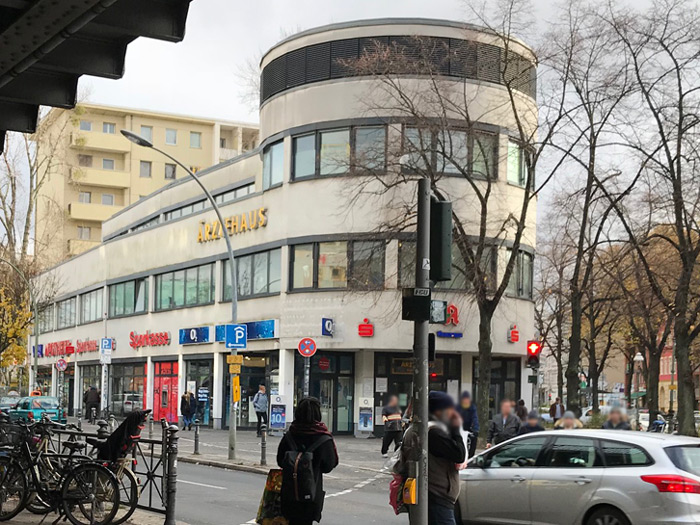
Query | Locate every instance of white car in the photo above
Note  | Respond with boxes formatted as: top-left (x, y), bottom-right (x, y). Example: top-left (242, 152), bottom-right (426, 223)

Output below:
top-left (458, 430), bottom-right (700, 524)
top-left (579, 406), bottom-right (613, 425)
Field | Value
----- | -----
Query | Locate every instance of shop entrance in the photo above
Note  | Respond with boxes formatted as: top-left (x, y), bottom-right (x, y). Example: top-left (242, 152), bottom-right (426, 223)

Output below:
top-left (185, 360), bottom-right (213, 426)
top-left (153, 361), bottom-right (179, 423)
top-left (223, 352), bottom-right (279, 430)
top-left (294, 352), bottom-right (354, 434)
top-left (473, 357), bottom-right (522, 421)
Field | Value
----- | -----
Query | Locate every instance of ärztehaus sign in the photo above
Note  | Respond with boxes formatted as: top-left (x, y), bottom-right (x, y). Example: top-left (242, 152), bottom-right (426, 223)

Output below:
top-left (197, 207), bottom-right (268, 243)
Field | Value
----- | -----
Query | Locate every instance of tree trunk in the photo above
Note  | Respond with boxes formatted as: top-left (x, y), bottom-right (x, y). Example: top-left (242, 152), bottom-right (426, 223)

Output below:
top-left (646, 348), bottom-right (661, 422)
top-left (625, 360), bottom-right (633, 410)
top-left (476, 305), bottom-right (493, 443)
top-left (556, 353), bottom-right (564, 401)
top-left (567, 294), bottom-right (583, 415)
top-left (674, 326), bottom-right (697, 436)
top-left (589, 367), bottom-right (599, 414)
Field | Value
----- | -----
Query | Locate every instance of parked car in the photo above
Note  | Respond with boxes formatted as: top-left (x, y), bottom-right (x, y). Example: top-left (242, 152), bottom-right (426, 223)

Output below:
top-left (0, 396), bottom-right (19, 414)
top-left (7, 396), bottom-right (66, 423)
top-left (579, 405), bottom-right (613, 425)
top-left (458, 429), bottom-right (700, 525)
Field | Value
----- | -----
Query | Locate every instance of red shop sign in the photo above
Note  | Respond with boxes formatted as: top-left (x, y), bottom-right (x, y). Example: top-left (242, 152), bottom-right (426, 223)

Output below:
top-left (129, 331), bottom-right (171, 349)
top-left (318, 356), bottom-right (331, 371)
top-left (358, 319), bottom-right (374, 337)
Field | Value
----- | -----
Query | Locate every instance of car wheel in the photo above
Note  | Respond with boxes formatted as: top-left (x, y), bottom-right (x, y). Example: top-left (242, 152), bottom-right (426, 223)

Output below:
top-left (586, 506), bottom-right (630, 525)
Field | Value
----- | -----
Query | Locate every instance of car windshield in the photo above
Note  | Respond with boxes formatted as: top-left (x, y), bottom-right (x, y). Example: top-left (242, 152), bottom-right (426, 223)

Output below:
top-left (31, 398), bottom-right (59, 409)
top-left (0, 397), bottom-right (16, 405)
top-left (665, 446), bottom-right (700, 476)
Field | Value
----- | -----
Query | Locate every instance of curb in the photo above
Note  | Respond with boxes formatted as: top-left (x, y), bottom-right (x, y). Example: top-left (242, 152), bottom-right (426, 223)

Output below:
top-left (179, 455), bottom-right (270, 475)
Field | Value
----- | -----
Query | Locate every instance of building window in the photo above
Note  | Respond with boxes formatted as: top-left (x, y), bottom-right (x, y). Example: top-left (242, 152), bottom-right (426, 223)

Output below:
top-left (164, 163), bottom-right (176, 180)
top-left (506, 250), bottom-right (534, 299)
top-left (291, 126), bottom-right (386, 180)
top-left (507, 140), bottom-right (530, 187)
top-left (140, 160), bottom-right (152, 178)
top-left (214, 183), bottom-right (254, 205)
top-left (101, 194), bottom-right (115, 206)
top-left (38, 304), bottom-right (54, 334)
top-left (56, 297), bottom-right (76, 329)
top-left (290, 241), bottom-right (384, 290)
top-left (79, 120), bottom-right (92, 132)
top-left (223, 248), bottom-right (281, 300)
top-left (155, 263), bottom-right (214, 311)
top-left (262, 140), bottom-right (284, 190)
top-left (103, 122), bottom-right (116, 134)
top-left (220, 138), bottom-right (227, 148)
top-left (109, 278), bottom-right (148, 317)
top-left (78, 154), bottom-right (93, 168)
top-left (80, 288), bottom-right (103, 324)
top-left (140, 126), bottom-right (153, 142)
top-left (403, 126), bottom-right (498, 178)
top-left (165, 128), bottom-right (177, 145)
top-left (102, 158), bottom-right (115, 170)
top-left (77, 226), bottom-right (91, 240)
top-left (78, 191), bottom-right (91, 204)
top-left (190, 131), bottom-right (202, 149)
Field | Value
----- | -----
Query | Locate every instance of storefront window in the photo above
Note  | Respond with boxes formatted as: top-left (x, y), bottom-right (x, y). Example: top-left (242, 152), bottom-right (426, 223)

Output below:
top-left (473, 357), bottom-right (521, 421)
top-left (155, 263), bottom-right (214, 310)
top-left (56, 297), bottom-right (76, 329)
top-left (80, 288), bottom-right (103, 324)
top-left (110, 364), bottom-right (146, 417)
top-left (223, 248), bottom-right (282, 300)
top-left (223, 353), bottom-right (279, 429)
top-left (36, 366), bottom-right (52, 396)
top-left (186, 360), bottom-right (213, 426)
top-left (81, 365), bottom-right (101, 412)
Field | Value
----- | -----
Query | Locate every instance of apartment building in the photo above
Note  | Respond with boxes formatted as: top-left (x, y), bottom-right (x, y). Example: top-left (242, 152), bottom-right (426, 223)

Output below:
top-left (36, 103), bottom-right (258, 263)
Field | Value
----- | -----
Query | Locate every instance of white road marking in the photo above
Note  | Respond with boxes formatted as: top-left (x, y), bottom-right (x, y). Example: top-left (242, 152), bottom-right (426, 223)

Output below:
top-left (178, 479), bottom-right (226, 490)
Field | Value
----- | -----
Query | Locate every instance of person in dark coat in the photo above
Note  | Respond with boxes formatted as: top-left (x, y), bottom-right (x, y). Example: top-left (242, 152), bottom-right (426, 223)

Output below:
top-left (458, 391), bottom-right (479, 458)
top-left (381, 395), bottom-right (403, 457)
top-left (602, 407), bottom-right (631, 430)
top-left (518, 410), bottom-right (545, 435)
top-left (180, 391), bottom-right (196, 430)
top-left (83, 386), bottom-right (100, 421)
top-left (515, 399), bottom-right (528, 422)
top-left (486, 398), bottom-right (521, 447)
top-left (277, 397), bottom-right (338, 525)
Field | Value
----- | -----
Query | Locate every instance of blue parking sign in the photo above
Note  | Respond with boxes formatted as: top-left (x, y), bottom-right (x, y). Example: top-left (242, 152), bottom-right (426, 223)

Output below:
top-left (226, 324), bottom-right (247, 350)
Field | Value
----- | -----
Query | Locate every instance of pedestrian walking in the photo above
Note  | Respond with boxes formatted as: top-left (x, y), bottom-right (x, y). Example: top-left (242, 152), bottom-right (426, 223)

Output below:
top-left (458, 391), bottom-right (479, 459)
top-left (381, 395), bottom-right (403, 457)
top-left (515, 399), bottom-right (528, 422)
top-left (83, 386), bottom-right (100, 422)
top-left (180, 390), bottom-right (196, 430)
top-left (554, 410), bottom-right (583, 430)
top-left (601, 407), bottom-right (631, 430)
top-left (253, 384), bottom-right (269, 437)
top-left (549, 397), bottom-right (566, 424)
top-left (518, 410), bottom-right (544, 435)
top-left (277, 397), bottom-right (338, 525)
top-left (399, 391), bottom-right (466, 525)
top-left (486, 399), bottom-right (521, 447)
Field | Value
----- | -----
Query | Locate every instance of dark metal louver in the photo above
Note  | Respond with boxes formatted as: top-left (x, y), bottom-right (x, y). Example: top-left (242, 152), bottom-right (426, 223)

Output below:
top-left (305, 42), bottom-right (331, 83)
top-left (331, 39), bottom-right (360, 78)
top-left (286, 48), bottom-right (306, 88)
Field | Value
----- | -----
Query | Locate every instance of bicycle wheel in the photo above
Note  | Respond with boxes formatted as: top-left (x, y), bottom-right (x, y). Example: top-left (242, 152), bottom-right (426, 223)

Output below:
top-left (0, 458), bottom-right (27, 521)
top-left (112, 466), bottom-right (139, 525)
top-left (25, 493), bottom-right (54, 514)
top-left (61, 463), bottom-right (119, 525)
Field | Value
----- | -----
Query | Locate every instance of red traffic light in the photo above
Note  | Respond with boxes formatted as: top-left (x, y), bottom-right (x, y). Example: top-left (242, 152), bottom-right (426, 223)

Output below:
top-left (527, 341), bottom-right (542, 355)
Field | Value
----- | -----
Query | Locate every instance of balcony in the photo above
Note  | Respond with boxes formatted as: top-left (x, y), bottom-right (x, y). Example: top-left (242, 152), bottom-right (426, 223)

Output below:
top-left (68, 239), bottom-right (100, 256)
top-left (70, 132), bottom-right (130, 153)
top-left (219, 147), bottom-right (240, 161)
top-left (70, 167), bottom-right (130, 189)
top-left (68, 202), bottom-right (124, 222)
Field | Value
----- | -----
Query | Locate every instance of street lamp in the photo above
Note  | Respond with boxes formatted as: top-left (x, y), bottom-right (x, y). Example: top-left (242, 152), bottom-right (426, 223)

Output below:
top-left (120, 129), bottom-right (240, 459)
top-left (0, 257), bottom-right (38, 394)
top-left (633, 351), bottom-right (644, 428)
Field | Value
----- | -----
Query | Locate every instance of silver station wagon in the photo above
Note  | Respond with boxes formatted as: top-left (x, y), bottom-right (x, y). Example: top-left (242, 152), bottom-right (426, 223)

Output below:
top-left (458, 430), bottom-right (700, 525)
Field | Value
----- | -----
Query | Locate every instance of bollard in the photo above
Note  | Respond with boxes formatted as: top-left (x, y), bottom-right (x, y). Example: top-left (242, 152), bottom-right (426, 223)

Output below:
top-left (148, 415), bottom-right (154, 440)
top-left (96, 419), bottom-right (110, 438)
top-left (193, 419), bottom-right (201, 456)
top-left (260, 423), bottom-right (267, 466)
top-left (108, 414), bottom-right (117, 433)
top-left (164, 424), bottom-right (179, 525)
top-left (76, 418), bottom-right (82, 432)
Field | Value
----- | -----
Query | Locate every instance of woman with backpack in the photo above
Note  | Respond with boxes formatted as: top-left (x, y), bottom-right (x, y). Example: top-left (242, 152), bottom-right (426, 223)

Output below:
top-left (277, 397), bottom-right (338, 525)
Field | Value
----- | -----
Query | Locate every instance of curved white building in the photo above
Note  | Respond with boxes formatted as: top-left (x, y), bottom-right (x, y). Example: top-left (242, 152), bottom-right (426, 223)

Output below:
top-left (30, 19), bottom-right (537, 435)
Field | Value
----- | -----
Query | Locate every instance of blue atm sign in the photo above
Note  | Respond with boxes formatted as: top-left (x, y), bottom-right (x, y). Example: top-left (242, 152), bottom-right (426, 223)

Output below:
top-left (226, 324), bottom-right (248, 350)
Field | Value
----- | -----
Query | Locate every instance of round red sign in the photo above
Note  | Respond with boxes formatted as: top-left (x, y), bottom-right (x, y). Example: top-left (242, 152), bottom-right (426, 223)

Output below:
top-left (298, 338), bottom-right (317, 358)
top-left (318, 356), bottom-right (331, 371)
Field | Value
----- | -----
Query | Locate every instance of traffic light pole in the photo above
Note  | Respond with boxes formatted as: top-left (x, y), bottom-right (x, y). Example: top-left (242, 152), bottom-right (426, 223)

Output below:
top-left (411, 177), bottom-right (430, 525)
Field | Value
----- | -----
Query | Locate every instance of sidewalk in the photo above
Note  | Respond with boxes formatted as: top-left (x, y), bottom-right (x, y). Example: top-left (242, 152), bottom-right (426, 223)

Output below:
top-left (9, 509), bottom-right (188, 525)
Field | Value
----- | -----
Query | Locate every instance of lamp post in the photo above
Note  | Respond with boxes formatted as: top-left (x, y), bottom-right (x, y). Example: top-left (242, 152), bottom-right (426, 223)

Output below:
top-left (120, 130), bottom-right (240, 460)
top-left (0, 257), bottom-right (37, 394)
top-left (633, 351), bottom-right (644, 428)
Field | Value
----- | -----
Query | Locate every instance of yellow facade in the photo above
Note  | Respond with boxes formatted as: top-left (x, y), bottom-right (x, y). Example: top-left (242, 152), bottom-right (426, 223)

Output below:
top-left (36, 103), bottom-right (259, 264)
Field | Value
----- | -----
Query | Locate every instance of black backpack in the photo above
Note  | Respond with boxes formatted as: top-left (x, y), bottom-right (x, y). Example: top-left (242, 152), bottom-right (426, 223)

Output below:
top-left (281, 433), bottom-right (332, 503)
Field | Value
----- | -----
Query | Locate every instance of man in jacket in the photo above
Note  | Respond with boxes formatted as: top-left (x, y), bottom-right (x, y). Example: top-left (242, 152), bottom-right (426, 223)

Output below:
top-left (518, 410), bottom-right (545, 435)
top-left (487, 399), bottom-right (521, 447)
top-left (381, 395), bottom-right (403, 457)
top-left (549, 397), bottom-right (566, 424)
top-left (602, 407), bottom-right (631, 430)
top-left (401, 391), bottom-right (466, 525)
top-left (458, 391), bottom-right (479, 458)
top-left (253, 384), bottom-right (269, 437)
top-left (83, 386), bottom-right (100, 422)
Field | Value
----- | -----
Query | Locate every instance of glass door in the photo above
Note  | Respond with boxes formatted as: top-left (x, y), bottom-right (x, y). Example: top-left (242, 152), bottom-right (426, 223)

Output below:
top-left (315, 378), bottom-right (334, 432)
top-left (336, 377), bottom-right (353, 433)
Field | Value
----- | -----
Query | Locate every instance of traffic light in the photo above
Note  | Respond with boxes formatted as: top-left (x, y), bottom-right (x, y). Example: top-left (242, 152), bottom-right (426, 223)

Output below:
top-left (430, 198), bottom-right (452, 282)
top-left (526, 340), bottom-right (542, 369)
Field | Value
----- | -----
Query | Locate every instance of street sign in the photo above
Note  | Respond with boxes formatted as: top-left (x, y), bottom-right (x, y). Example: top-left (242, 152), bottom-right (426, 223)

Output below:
top-left (225, 324), bottom-right (248, 350)
top-left (298, 338), bottom-right (317, 358)
top-left (429, 300), bottom-right (447, 323)
top-left (99, 338), bottom-right (112, 364)
top-left (669, 384), bottom-right (677, 390)
top-left (229, 364), bottom-right (241, 374)
top-left (232, 375), bottom-right (241, 403)
top-left (321, 318), bottom-right (334, 337)
top-left (528, 375), bottom-right (537, 384)
top-left (55, 359), bottom-right (67, 372)
top-left (226, 355), bottom-right (243, 364)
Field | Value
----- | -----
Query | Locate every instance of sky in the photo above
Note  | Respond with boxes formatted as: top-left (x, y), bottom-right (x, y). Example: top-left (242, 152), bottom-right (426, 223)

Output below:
top-left (82, 0), bottom-right (485, 123)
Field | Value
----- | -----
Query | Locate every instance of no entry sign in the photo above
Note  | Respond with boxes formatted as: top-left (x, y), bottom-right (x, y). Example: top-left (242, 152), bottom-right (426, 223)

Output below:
top-left (298, 338), bottom-right (317, 358)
